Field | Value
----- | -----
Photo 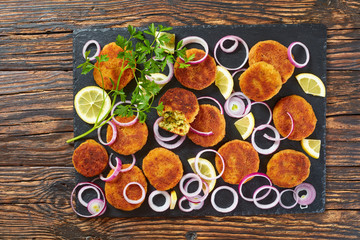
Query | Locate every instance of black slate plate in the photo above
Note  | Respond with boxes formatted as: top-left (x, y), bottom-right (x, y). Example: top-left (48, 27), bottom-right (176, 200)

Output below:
top-left (72, 24), bottom-right (326, 217)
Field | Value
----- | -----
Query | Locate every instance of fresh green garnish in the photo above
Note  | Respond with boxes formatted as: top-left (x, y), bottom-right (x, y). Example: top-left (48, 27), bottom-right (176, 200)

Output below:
top-left (67, 24), bottom-right (192, 143)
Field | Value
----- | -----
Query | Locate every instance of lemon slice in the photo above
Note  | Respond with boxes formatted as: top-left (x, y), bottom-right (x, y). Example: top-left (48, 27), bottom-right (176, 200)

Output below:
top-left (301, 139), bottom-right (321, 159)
top-left (187, 157), bottom-right (216, 193)
top-left (155, 31), bottom-right (175, 54)
top-left (295, 73), bottom-right (326, 97)
top-left (234, 112), bottom-right (255, 140)
top-left (170, 190), bottom-right (177, 210)
top-left (74, 86), bottom-right (111, 124)
top-left (215, 65), bottom-right (234, 99)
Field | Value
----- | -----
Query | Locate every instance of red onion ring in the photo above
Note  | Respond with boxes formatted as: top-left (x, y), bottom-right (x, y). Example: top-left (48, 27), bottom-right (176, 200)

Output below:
top-left (178, 196), bottom-right (194, 212)
top-left (153, 117), bottom-right (178, 142)
top-left (220, 37), bottom-right (239, 53)
top-left (70, 182), bottom-right (106, 218)
top-left (148, 190), bottom-right (171, 212)
top-left (211, 186), bottom-right (239, 213)
top-left (251, 101), bottom-right (272, 126)
top-left (253, 185), bottom-right (280, 209)
top-left (119, 154), bottom-right (136, 173)
top-left (197, 96), bottom-right (224, 115)
top-left (145, 60), bottom-right (174, 85)
top-left (231, 68), bottom-right (247, 78)
top-left (111, 100), bottom-right (139, 127)
top-left (189, 197), bottom-right (205, 210)
top-left (294, 183), bottom-right (316, 206)
top-left (82, 40), bottom-right (101, 61)
top-left (154, 134), bottom-right (186, 149)
top-left (77, 185), bottom-right (101, 207)
top-left (179, 173), bottom-right (202, 198)
top-left (123, 181), bottom-right (146, 205)
top-left (238, 172), bottom-right (273, 202)
top-left (87, 198), bottom-right (106, 215)
top-left (264, 112), bottom-right (294, 141)
top-left (224, 92), bottom-right (251, 118)
top-left (108, 153), bottom-right (120, 170)
top-left (288, 41), bottom-right (310, 68)
top-left (195, 149), bottom-right (225, 181)
top-left (99, 157), bottom-right (121, 182)
top-left (189, 126), bottom-right (213, 136)
top-left (97, 120), bottom-right (117, 146)
top-left (178, 36), bottom-right (209, 64)
top-left (184, 179), bottom-right (209, 203)
top-left (251, 124), bottom-right (280, 155)
top-left (214, 35), bottom-right (249, 71)
top-left (279, 189), bottom-right (299, 209)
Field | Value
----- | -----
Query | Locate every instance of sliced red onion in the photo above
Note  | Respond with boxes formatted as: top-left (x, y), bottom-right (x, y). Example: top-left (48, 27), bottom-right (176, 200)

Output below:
top-left (251, 124), bottom-right (280, 155)
top-left (77, 185), bottom-right (101, 207)
top-left (195, 149), bottom-right (225, 181)
top-left (211, 186), bottom-right (239, 213)
top-left (70, 182), bottom-right (106, 218)
top-left (264, 112), bottom-right (294, 141)
top-left (189, 126), bottom-right (214, 136)
top-left (189, 197), bottom-right (205, 210)
top-left (251, 101), bottom-right (272, 126)
top-left (82, 40), bottom-right (101, 61)
top-left (231, 68), bottom-right (247, 78)
top-left (288, 41), bottom-right (310, 68)
top-left (87, 198), bottom-right (106, 215)
top-left (294, 183), bottom-right (316, 206)
top-left (108, 153), bottom-right (120, 170)
top-left (153, 117), bottom-right (178, 142)
top-left (220, 37), bottom-right (239, 53)
top-left (253, 185), bottom-right (280, 209)
top-left (119, 154), bottom-right (136, 173)
top-left (197, 96), bottom-right (224, 115)
top-left (148, 190), bottom-right (171, 212)
top-left (154, 134), bottom-right (186, 149)
top-left (238, 172), bottom-right (273, 202)
top-left (99, 157), bottom-right (121, 182)
top-left (214, 35), bottom-right (249, 71)
top-left (111, 100), bottom-right (139, 127)
top-left (184, 179), bottom-right (209, 203)
top-left (178, 196), bottom-right (194, 212)
top-left (97, 120), bottom-right (117, 146)
top-left (279, 189), bottom-right (299, 209)
top-left (178, 36), bottom-right (209, 64)
top-left (179, 173), bottom-right (202, 198)
top-left (224, 92), bottom-right (251, 118)
top-left (123, 182), bottom-right (146, 205)
top-left (145, 60), bottom-right (174, 85)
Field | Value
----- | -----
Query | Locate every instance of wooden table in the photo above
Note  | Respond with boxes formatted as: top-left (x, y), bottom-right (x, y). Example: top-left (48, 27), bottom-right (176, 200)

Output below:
top-left (1, 1), bottom-right (359, 239)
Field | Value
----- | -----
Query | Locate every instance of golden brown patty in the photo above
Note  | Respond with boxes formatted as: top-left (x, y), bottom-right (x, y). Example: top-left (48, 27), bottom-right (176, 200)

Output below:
top-left (174, 48), bottom-right (216, 90)
top-left (72, 139), bottom-right (108, 177)
top-left (107, 115), bottom-right (148, 155)
top-left (105, 165), bottom-right (147, 211)
top-left (239, 61), bottom-right (282, 102)
top-left (93, 42), bottom-right (135, 90)
top-left (142, 148), bottom-right (183, 191)
top-left (273, 95), bottom-right (317, 141)
top-left (249, 40), bottom-right (295, 84)
top-left (267, 149), bottom-right (311, 188)
top-left (187, 104), bottom-right (226, 147)
top-left (215, 140), bottom-right (260, 185)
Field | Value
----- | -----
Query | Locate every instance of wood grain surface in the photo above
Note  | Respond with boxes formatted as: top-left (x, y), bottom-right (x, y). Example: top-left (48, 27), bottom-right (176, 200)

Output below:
top-left (0, 0), bottom-right (359, 239)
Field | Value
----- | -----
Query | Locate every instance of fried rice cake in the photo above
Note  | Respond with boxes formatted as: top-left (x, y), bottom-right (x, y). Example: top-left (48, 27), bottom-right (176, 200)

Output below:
top-left (105, 165), bottom-right (147, 211)
top-left (107, 115), bottom-right (148, 155)
top-left (93, 42), bottom-right (135, 90)
top-left (215, 140), bottom-right (260, 185)
top-left (174, 48), bottom-right (216, 90)
top-left (267, 149), bottom-right (311, 188)
top-left (249, 40), bottom-right (295, 84)
top-left (239, 61), bottom-right (282, 102)
top-left (158, 87), bottom-right (199, 136)
top-left (187, 104), bottom-right (226, 147)
top-left (72, 139), bottom-right (108, 177)
top-left (273, 95), bottom-right (317, 141)
top-left (142, 147), bottom-right (183, 191)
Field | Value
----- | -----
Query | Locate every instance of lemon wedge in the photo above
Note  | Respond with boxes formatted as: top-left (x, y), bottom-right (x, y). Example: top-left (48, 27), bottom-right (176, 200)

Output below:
top-left (74, 86), bottom-right (111, 124)
top-left (301, 139), bottom-right (321, 159)
top-left (215, 65), bottom-right (234, 99)
top-left (155, 31), bottom-right (175, 54)
top-left (295, 73), bottom-right (326, 97)
top-left (170, 190), bottom-right (177, 210)
top-left (234, 112), bottom-right (255, 140)
top-left (187, 157), bottom-right (216, 193)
